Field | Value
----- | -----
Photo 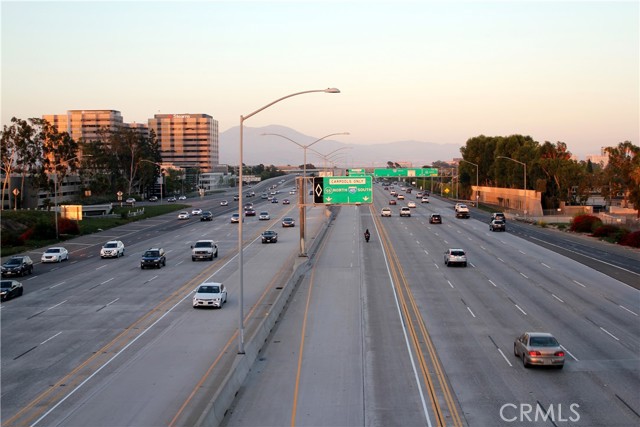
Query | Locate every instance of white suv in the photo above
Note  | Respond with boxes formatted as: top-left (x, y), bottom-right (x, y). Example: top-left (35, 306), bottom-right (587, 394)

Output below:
top-left (100, 241), bottom-right (125, 258)
top-left (444, 249), bottom-right (467, 267)
top-left (400, 207), bottom-right (411, 217)
top-left (381, 207), bottom-right (392, 217)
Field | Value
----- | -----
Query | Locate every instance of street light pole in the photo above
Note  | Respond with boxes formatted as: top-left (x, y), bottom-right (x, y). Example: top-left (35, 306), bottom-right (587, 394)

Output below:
top-left (261, 132), bottom-right (349, 257)
top-left (497, 156), bottom-right (527, 217)
top-left (238, 88), bottom-right (340, 354)
top-left (459, 159), bottom-right (479, 206)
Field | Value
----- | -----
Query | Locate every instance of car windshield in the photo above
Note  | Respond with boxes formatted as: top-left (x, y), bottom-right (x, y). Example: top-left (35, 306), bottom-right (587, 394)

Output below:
top-left (530, 336), bottom-right (559, 347)
top-left (199, 286), bottom-right (219, 293)
top-left (1, 281), bottom-right (13, 289)
top-left (45, 248), bottom-right (61, 254)
top-left (5, 258), bottom-right (22, 266)
top-left (104, 243), bottom-right (117, 248)
top-left (144, 251), bottom-right (159, 257)
top-left (451, 250), bottom-right (465, 256)
top-left (195, 242), bottom-right (211, 248)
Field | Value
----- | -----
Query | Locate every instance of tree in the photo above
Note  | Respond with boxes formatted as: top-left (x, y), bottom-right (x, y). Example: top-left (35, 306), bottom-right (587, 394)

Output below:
top-left (0, 121), bottom-right (19, 210)
top-left (604, 141), bottom-right (640, 216)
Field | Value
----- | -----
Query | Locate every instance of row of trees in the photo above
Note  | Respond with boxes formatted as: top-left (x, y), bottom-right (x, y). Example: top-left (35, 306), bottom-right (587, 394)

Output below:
top-left (452, 135), bottom-right (637, 214)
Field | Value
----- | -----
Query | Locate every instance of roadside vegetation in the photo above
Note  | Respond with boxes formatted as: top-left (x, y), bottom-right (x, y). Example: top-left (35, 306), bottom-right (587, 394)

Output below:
top-left (569, 214), bottom-right (640, 248)
top-left (1, 204), bottom-right (187, 257)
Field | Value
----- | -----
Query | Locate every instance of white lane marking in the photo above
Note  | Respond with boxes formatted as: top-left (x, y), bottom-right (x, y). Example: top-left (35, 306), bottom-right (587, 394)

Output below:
top-left (488, 280), bottom-right (497, 287)
top-left (520, 272), bottom-right (528, 279)
top-left (435, 264), bottom-right (440, 269)
top-left (447, 281), bottom-right (454, 288)
top-left (47, 300), bottom-right (67, 311)
top-left (498, 349), bottom-right (513, 367)
top-left (515, 305), bottom-right (527, 315)
top-left (424, 249), bottom-right (429, 255)
top-left (619, 305), bottom-right (639, 316)
top-left (96, 265), bottom-right (107, 270)
top-left (50, 281), bottom-right (66, 289)
top-left (541, 263), bottom-right (551, 269)
top-left (552, 294), bottom-right (564, 303)
top-left (561, 345), bottom-right (579, 361)
top-left (573, 280), bottom-right (586, 288)
top-left (600, 327), bottom-right (620, 341)
top-left (480, 246), bottom-right (486, 250)
top-left (498, 258), bottom-right (505, 263)
top-left (40, 332), bottom-right (62, 345)
top-left (106, 298), bottom-right (119, 307)
top-left (100, 278), bottom-right (114, 285)
top-left (519, 250), bottom-right (526, 255)
top-left (466, 307), bottom-right (476, 318)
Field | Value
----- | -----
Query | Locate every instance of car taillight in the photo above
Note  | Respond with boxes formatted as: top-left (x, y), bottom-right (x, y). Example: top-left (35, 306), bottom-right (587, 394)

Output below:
top-left (528, 351), bottom-right (541, 356)
top-left (554, 351), bottom-right (565, 357)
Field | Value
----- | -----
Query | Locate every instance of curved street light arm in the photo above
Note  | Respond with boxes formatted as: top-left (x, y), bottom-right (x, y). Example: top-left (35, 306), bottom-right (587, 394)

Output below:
top-left (242, 88), bottom-right (340, 122)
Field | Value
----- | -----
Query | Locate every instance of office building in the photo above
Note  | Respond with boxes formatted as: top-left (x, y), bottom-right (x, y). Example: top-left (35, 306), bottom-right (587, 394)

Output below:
top-left (43, 110), bottom-right (125, 141)
top-left (148, 113), bottom-right (219, 172)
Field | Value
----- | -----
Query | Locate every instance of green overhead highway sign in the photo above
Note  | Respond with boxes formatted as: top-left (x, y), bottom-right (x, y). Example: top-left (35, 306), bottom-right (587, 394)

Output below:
top-left (313, 176), bottom-right (373, 205)
top-left (373, 168), bottom-right (438, 177)
top-left (347, 168), bottom-right (368, 176)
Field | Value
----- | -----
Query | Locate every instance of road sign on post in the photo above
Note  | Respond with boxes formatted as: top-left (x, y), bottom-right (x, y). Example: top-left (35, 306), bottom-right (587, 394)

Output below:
top-left (313, 176), bottom-right (373, 204)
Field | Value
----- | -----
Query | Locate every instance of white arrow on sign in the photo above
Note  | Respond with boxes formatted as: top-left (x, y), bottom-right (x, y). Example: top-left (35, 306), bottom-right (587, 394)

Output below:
top-left (326, 197), bottom-right (332, 202)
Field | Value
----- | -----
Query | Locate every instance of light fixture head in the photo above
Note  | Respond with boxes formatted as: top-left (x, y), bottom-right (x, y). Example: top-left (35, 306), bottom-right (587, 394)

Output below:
top-left (324, 88), bottom-right (340, 93)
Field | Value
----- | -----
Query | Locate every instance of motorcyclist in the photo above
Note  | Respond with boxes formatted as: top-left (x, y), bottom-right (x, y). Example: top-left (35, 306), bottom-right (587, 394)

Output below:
top-left (364, 228), bottom-right (371, 242)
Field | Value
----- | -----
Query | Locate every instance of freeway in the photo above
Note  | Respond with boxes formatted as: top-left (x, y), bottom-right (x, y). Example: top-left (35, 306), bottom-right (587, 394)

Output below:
top-left (1, 176), bottom-right (310, 426)
top-left (222, 184), bottom-right (639, 426)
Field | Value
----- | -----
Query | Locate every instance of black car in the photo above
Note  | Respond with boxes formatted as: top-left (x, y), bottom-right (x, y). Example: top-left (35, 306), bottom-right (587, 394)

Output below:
top-left (0, 280), bottom-right (23, 301)
top-left (200, 211), bottom-right (213, 221)
top-left (244, 209), bottom-right (256, 216)
top-left (140, 248), bottom-right (166, 269)
top-left (429, 214), bottom-right (442, 224)
top-left (261, 230), bottom-right (278, 243)
top-left (1, 256), bottom-right (34, 277)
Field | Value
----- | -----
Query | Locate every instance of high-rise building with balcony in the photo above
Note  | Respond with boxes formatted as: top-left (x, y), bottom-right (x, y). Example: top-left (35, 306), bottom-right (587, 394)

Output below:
top-left (148, 113), bottom-right (219, 172)
top-left (43, 110), bottom-right (124, 141)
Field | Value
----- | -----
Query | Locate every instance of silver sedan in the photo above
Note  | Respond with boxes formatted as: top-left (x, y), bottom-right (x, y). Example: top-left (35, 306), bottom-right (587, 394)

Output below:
top-left (514, 332), bottom-right (565, 369)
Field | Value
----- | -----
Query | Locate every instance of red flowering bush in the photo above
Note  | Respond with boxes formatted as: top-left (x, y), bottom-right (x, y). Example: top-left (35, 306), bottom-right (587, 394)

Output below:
top-left (570, 215), bottom-right (602, 233)
top-left (58, 218), bottom-right (80, 235)
top-left (619, 231), bottom-right (640, 248)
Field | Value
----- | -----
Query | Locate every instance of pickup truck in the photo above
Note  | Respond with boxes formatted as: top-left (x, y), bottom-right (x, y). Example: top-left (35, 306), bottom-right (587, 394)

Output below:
top-left (191, 240), bottom-right (219, 261)
top-left (455, 203), bottom-right (470, 219)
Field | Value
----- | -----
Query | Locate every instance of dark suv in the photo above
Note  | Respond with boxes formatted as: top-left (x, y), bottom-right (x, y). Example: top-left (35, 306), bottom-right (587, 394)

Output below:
top-left (200, 211), bottom-right (213, 221)
top-left (491, 212), bottom-right (506, 222)
top-left (1, 256), bottom-right (34, 277)
top-left (140, 248), bottom-right (166, 269)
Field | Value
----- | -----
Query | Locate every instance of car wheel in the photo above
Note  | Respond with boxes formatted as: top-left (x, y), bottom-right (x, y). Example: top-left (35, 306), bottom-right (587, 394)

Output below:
top-left (18, 288), bottom-right (23, 296)
top-left (163, 260), bottom-right (166, 266)
top-left (522, 354), bottom-right (530, 368)
top-left (556, 364), bottom-right (564, 370)
top-left (514, 344), bottom-right (518, 357)
top-left (463, 262), bottom-right (467, 267)
top-left (192, 257), bottom-right (196, 261)
top-left (214, 251), bottom-right (218, 258)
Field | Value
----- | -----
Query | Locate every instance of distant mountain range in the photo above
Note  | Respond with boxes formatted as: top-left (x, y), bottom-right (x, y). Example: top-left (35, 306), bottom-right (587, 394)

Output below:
top-left (219, 125), bottom-right (463, 167)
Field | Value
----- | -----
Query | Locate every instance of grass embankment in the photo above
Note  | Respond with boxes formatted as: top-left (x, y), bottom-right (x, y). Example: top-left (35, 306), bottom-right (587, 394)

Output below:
top-left (1, 204), bottom-right (188, 257)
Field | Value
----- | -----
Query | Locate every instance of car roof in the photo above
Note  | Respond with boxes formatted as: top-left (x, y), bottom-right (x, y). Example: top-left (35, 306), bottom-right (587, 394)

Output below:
top-left (525, 332), bottom-right (555, 337)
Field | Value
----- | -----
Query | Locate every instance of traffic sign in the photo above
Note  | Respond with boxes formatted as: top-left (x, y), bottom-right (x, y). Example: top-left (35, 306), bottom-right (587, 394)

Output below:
top-left (347, 168), bottom-right (368, 176)
top-left (313, 176), bottom-right (373, 204)
top-left (373, 168), bottom-right (438, 177)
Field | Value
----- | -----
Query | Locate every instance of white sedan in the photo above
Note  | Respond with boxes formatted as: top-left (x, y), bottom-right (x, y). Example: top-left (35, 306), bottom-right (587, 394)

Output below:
top-left (407, 201), bottom-right (416, 208)
top-left (41, 247), bottom-right (69, 263)
top-left (193, 282), bottom-right (227, 309)
top-left (220, 200), bottom-right (229, 206)
top-left (191, 208), bottom-right (202, 215)
top-left (178, 211), bottom-right (191, 220)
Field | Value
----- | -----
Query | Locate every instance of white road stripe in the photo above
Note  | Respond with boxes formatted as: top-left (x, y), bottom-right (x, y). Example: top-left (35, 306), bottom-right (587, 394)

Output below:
top-left (515, 304), bottom-right (527, 315)
top-left (600, 327), bottom-right (620, 341)
top-left (498, 349), bottom-right (513, 367)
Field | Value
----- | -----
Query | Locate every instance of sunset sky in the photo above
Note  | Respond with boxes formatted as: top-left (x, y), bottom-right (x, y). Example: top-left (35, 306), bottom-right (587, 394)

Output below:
top-left (2, 0), bottom-right (638, 159)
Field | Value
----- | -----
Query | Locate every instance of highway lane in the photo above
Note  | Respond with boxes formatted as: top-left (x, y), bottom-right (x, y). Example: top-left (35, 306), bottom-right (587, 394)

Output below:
top-left (372, 187), bottom-right (639, 426)
top-left (0, 176), bottom-right (310, 426)
top-left (222, 184), bottom-right (639, 426)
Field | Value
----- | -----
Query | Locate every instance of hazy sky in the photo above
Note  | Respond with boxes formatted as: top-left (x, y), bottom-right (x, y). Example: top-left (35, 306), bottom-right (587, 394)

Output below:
top-left (2, 0), bottom-right (638, 158)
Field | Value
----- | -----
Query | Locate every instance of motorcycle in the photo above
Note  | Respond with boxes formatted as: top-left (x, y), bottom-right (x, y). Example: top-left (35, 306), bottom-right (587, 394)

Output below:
top-left (364, 232), bottom-right (370, 243)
